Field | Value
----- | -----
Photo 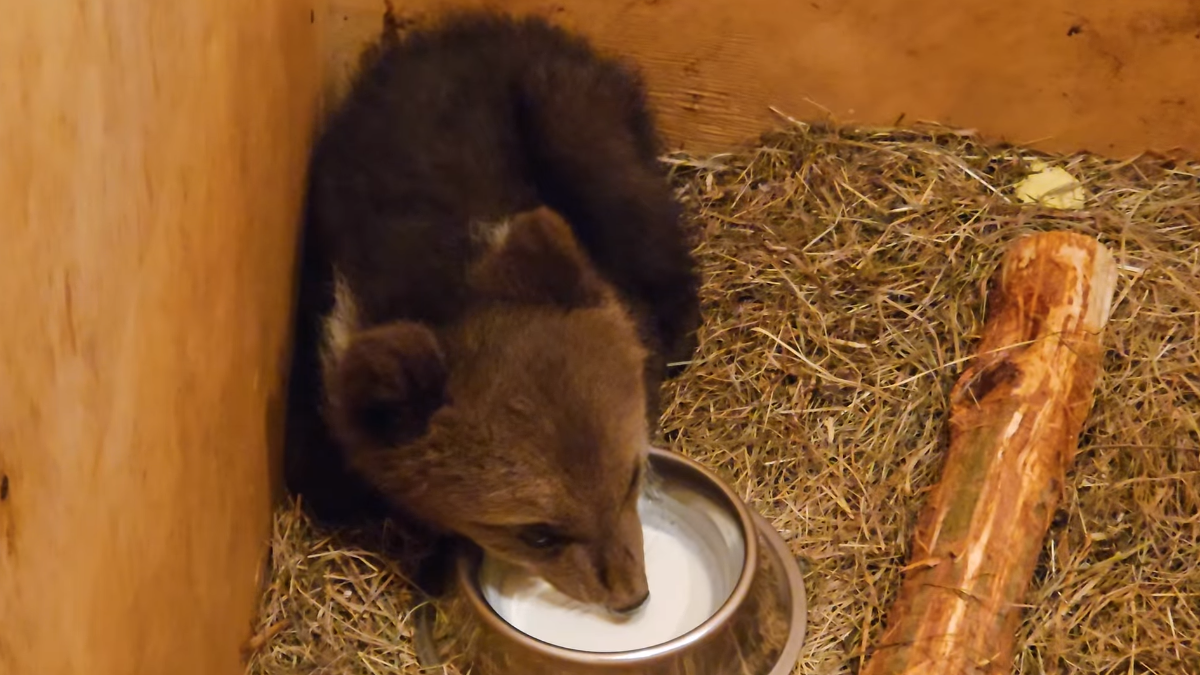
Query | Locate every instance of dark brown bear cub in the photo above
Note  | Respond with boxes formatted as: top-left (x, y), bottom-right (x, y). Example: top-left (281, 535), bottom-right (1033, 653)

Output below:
top-left (284, 10), bottom-right (700, 615)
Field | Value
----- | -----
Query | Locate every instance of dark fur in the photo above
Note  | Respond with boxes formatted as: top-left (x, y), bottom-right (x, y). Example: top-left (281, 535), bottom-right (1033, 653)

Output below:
top-left (283, 10), bottom-right (700, 610)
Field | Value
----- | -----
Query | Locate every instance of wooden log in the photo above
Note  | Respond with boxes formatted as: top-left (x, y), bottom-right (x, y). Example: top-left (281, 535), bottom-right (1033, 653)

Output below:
top-left (860, 231), bottom-right (1118, 675)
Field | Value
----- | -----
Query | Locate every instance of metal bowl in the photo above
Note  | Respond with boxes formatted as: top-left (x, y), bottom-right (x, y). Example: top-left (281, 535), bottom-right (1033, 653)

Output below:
top-left (448, 447), bottom-right (807, 675)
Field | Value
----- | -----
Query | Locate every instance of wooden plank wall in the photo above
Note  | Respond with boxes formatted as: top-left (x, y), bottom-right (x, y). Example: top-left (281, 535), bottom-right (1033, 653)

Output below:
top-left (0, 2), bottom-right (320, 674)
top-left (325, 0), bottom-right (1200, 157)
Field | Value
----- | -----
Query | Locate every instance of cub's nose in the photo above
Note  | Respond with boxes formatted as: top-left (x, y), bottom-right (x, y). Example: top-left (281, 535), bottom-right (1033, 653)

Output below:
top-left (613, 591), bottom-right (651, 616)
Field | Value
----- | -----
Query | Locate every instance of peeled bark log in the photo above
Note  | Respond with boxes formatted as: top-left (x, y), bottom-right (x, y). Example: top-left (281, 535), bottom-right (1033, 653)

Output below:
top-left (860, 231), bottom-right (1118, 675)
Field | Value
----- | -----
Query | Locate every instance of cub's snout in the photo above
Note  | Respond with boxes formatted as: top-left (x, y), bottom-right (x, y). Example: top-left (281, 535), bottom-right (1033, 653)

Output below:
top-left (520, 497), bottom-right (650, 614)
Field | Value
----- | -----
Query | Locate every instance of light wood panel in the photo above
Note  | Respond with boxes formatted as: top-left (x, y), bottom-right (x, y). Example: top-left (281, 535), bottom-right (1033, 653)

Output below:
top-left (326, 0), bottom-right (1200, 157)
top-left (0, 2), bottom-right (320, 674)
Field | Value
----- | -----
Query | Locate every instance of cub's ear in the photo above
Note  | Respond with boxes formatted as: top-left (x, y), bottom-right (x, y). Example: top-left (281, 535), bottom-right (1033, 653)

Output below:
top-left (327, 321), bottom-right (448, 450)
top-left (470, 206), bottom-right (608, 309)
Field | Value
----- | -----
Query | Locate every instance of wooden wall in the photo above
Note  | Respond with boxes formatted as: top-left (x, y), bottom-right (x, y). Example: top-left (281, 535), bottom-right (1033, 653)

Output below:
top-left (326, 0), bottom-right (1200, 158)
top-left (0, 2), bottom-right (319, 674)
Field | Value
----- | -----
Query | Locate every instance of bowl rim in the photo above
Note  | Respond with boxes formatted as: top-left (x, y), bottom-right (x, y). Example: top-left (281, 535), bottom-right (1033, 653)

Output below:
top-left (756, 510), bottom-right (808, 675)
top-left (455, 446), bottom-right (761, 664)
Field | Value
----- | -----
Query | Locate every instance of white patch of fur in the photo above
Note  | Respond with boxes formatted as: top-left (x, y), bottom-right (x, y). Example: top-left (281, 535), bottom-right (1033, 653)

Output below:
top-left (469, 217), bottom-right (512, 250)
top-left (319, 267), bottom-right (361, 386)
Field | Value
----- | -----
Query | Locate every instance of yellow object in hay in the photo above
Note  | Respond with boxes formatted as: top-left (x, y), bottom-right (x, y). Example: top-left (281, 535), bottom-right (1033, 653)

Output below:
top-left (1013, 160), bottom-right (1086, 210)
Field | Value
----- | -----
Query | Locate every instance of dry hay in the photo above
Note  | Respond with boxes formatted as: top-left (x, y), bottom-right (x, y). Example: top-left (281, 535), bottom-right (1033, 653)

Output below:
top-left (246, 124), bottom-right (1200, 675)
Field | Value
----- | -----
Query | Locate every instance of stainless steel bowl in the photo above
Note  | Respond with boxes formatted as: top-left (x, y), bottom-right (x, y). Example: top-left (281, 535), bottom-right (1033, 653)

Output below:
top-left (447, 448), bottom-right (807, 675)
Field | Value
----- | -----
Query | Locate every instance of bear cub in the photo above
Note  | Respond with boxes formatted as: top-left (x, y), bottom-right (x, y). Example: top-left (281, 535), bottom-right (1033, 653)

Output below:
top-left (284, 9), bottom-right (701, 615)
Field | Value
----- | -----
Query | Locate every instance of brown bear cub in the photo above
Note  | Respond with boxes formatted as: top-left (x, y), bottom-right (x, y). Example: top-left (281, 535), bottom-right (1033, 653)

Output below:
top-left (283, 10), bottom-right (700, 615)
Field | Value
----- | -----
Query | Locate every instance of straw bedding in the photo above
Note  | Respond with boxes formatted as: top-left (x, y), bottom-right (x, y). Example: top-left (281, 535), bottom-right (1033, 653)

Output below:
top-left (246, 124), bottom-right (1200, 675)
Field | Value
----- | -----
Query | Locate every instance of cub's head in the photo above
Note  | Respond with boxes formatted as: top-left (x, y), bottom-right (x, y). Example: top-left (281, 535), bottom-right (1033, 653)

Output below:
top-left (326, 207), bottom-right (652, 613)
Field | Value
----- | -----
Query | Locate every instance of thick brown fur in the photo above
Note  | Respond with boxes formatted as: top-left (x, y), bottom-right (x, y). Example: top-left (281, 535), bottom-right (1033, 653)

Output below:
top-left (283, 9), bottom-right (700, 612)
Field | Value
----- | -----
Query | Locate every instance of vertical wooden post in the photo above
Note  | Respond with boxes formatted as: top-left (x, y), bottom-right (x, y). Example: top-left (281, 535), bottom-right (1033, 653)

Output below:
top-left (861, 232), bottom-right (1118, 675)
top-left (0, 2), bottom-right (320, 674)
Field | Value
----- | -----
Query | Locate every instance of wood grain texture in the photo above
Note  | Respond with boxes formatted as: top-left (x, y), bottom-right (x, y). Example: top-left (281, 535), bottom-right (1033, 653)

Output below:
top-left (860, 232), bottom-right (1117, 675)
top-left (0, 2), bottom-right (320, 674)
top-left (326, 0), bottom-right (1200, 157)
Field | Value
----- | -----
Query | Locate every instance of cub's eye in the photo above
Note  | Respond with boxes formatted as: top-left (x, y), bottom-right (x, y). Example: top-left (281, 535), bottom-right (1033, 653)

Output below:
top-left (517, 524), bottom-right (569, 551)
